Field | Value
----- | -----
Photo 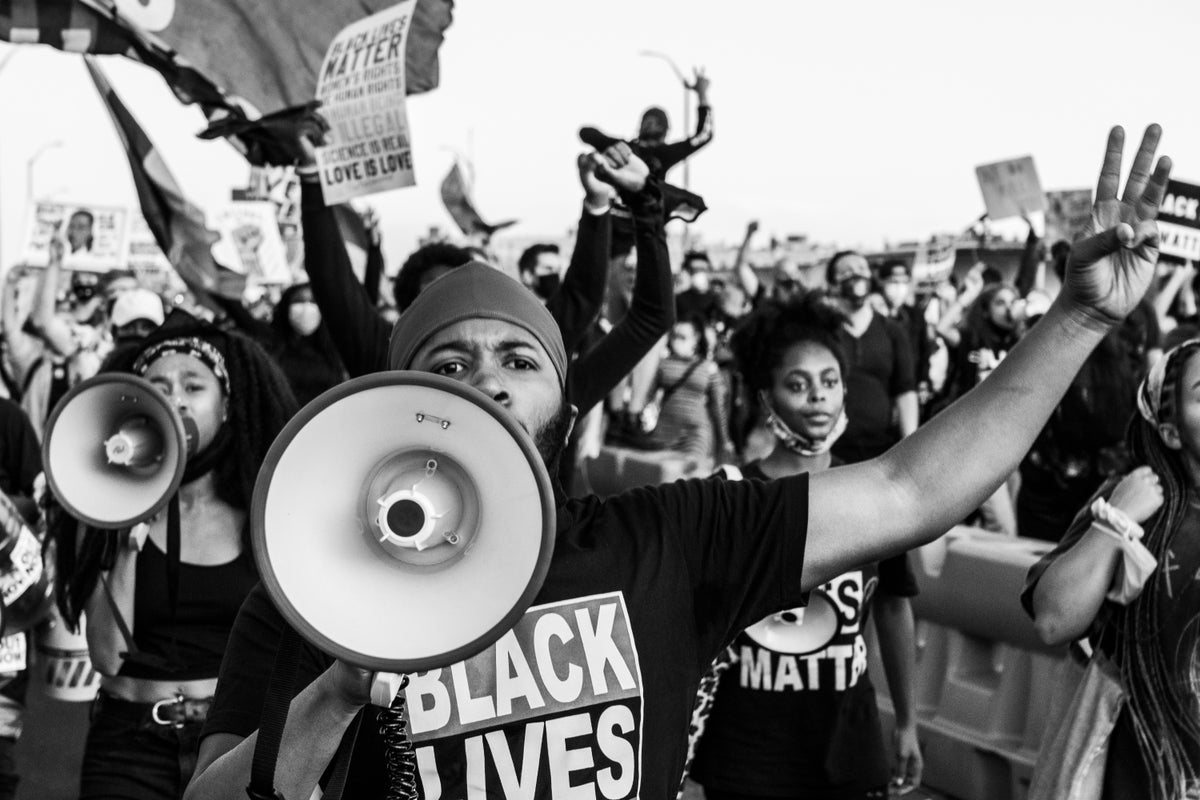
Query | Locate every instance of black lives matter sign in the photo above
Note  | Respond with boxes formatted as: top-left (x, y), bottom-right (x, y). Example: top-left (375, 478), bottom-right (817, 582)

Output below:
top-left (1158, 179), bottom-right (1200, 262)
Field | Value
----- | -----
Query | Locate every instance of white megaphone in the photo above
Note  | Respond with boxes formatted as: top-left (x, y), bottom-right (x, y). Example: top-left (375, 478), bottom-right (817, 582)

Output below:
top-left (43, 374), bottom-right (196, 530)
top-left (252, 372), bottom-right (556, 683)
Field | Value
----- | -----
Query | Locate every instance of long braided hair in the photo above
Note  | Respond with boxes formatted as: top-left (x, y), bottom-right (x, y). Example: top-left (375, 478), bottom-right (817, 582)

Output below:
top-left (51, 312), bottom-right (299, 628)
top-left (1116, 340), bottom-right (1200, 799)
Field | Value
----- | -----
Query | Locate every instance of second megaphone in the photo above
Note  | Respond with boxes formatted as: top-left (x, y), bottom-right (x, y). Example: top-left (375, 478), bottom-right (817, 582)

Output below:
top-left (43, 374), bottom-right (197, 529)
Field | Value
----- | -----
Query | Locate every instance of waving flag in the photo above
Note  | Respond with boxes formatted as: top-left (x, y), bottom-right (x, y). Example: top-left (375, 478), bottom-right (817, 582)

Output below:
top-left (85, 57), bottom-right (236, 304)
top-left (440, 162), bottom-right (516, 240)
top-left (1, 0), bottom-right (453, 114)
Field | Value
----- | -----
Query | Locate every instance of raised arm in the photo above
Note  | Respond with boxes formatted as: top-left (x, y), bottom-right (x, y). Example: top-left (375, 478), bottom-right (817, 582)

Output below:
top-left (652, 69), bottom-right (714, 173)
top-left (300, 178), bottom-right (393, 377)
top-left (567, 146), bottom-right (676, 415)
top-left (545, 155), bottom-right (614, 356)
top-left (734, 221), bottom-right (761, 298)
top-left (805, 125), bottom-right (1171, 591)
top-left (28, 240), bottom-right (78, 358)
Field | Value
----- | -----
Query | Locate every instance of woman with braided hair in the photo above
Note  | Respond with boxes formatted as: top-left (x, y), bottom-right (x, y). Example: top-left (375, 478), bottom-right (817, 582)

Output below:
top-left (50, 310), bottom-right (298, 799)
top-left (1025, 338), bottom-right (1200, 799)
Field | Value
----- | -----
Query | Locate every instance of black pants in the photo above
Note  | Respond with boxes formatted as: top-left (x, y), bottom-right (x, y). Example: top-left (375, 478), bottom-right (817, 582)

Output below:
top-left (79, 692), bottom-right (203, 800)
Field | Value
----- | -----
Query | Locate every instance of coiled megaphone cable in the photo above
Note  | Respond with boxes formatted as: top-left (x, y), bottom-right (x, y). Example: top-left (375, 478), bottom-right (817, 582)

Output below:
top-left (378, 675), bottom-right (419, 800)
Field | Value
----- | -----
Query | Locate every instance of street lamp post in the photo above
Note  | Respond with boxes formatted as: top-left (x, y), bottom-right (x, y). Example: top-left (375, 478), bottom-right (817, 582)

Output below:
top-left (27, 141), bottom-right (64, 204)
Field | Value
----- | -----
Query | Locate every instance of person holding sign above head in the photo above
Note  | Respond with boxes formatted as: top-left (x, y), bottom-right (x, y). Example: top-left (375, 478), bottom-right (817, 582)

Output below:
top-left (186, 125), bottom-right (1170, 800)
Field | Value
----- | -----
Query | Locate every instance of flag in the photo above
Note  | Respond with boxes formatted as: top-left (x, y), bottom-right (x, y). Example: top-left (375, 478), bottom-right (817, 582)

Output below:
top-left (85, 57), bottom-right (236, 304)
top-left (1, 0), bottom-right (453, 114)
top-left (440, 162), bottom-right (516, 240)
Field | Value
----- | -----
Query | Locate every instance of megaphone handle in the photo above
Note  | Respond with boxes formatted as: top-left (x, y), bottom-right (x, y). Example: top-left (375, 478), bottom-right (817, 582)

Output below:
top-left (369, 671), bottom-right (405, 707)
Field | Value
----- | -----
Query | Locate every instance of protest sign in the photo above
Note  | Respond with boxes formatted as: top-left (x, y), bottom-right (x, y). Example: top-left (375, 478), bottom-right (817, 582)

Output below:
top-left (912, 237), bottom-right (957, 287)
top-left (975, 156), bottom-right (1045, 220)
top-left (1157, 179), bottom-right (1200, 262)
top-left (22, 202), bottom-right (129, 271)
top-left (126, 214), bottom-right (173, 274)
top-left (210, 202), bottom-right (291, 283)
top-left (315, 1), bottom-right (418, 205)
top-left (1044, 189), bottom-right (1092, 244)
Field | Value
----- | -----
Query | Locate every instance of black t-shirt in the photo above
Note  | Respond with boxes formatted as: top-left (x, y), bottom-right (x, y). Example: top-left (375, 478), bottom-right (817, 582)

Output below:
top-left (834, 313), bottom-right (916, 461)
top-left (204, 474), bottom-right (810, 799)
top-left (692, 462), bottom-right (917, 797)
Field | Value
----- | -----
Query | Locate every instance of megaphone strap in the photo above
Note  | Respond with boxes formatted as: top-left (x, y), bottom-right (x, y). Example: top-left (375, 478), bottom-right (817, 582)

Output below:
top-left (248, 626), bottom-right (303, 800)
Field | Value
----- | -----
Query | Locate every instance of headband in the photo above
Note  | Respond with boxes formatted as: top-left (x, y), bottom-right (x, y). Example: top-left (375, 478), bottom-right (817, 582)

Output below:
top-left (132, 336), bottom-right (231, 395)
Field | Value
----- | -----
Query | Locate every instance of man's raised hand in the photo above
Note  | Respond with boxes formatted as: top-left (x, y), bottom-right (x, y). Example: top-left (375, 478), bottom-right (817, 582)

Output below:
top-left (577, 153), bottom-right (615, 210)
top-left (589, 142), bottom-right (649, 195)
top-left (1064, 124), bottom-right (1171, 329)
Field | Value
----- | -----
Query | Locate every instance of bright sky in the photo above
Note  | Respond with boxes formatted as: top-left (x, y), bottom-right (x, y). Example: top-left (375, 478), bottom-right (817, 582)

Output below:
top-left (1, 0), bottom-right (1199, 274)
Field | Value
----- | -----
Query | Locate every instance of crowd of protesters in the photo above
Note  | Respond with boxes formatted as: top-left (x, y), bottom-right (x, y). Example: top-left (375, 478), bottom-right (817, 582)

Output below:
top-left (0, 78), bottom-right (1188, 800)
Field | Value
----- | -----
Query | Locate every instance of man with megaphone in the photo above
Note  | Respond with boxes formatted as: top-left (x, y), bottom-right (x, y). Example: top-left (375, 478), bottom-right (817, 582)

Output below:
top-left (187, 125), bottom-right (1171, 800)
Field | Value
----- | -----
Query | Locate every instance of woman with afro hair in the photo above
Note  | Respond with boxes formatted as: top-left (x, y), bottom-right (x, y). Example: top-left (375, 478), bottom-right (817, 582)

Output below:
top-left (50, 310), bottom-right (299, 799)
top-left (688, 294), bottom-right (923, 800)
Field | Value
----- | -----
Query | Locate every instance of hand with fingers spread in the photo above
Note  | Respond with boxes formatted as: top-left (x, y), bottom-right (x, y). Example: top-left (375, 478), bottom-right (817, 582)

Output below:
top-left (1064, 124), bottom-right (1172, 328)
top-left (589, 142), bottom-right (649, 195)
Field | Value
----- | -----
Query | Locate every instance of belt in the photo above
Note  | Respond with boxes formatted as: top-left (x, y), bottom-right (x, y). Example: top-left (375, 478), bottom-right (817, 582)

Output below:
top-left (96, 690), bottom-right (212, 729)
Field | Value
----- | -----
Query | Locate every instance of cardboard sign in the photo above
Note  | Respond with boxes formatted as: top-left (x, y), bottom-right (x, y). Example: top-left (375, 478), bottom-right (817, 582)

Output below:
top-left (1044, 189), bottom-right (1092, 245)
top-left (315, 0), bottom-right (418, 204)
top-left (975, 156), bottom-right (1045, 220)
top-left (912, 238), bottom-right (957, 287)
top-left (22, 202), bottom-right (128, 271)
top-left (125, 214), bottom-right (173, 274)
top-left (1158, 179), bottom-right (1200, 262)
top-left (210, 202), bottom-right (291, 283)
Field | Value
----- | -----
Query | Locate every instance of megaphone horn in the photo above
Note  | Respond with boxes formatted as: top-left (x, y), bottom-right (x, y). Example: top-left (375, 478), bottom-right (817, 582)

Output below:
top-left (43, 374), bottom-right (190, 530)
top-left (253, 372), bottom-right (556, 674)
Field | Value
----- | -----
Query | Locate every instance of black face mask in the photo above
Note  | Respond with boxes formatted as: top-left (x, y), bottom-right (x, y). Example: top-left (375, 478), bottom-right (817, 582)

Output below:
top-left (534, 273), bottom-right (562, 300)
top-left (838, 276), bottom-right (871, 302)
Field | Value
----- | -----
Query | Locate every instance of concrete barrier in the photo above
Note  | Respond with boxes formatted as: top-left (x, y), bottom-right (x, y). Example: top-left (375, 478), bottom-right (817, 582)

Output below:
top-left (873, 527), bottom-right (1068, 800)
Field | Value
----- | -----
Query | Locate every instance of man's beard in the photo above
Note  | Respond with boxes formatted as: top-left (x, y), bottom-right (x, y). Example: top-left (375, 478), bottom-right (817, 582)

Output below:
top-left (533, 403), bottom-right (574, 479)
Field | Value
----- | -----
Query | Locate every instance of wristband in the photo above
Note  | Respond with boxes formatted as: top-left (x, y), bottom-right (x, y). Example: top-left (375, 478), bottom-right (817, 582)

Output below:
top-left (1090, 496), bottom-right (1144, 543)
top-left (295, 164), bottom-right (320, 183)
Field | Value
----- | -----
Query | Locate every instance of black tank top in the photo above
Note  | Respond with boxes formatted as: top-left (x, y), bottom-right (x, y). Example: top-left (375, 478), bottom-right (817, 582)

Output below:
top-left (119, 535), bottom-right (259, 681)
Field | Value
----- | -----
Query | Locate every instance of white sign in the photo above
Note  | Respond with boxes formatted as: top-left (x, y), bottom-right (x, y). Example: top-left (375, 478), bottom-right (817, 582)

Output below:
top-left (22, 202), bottom-right (129, 271)
top-left (912, 238), bottom-right (957, 286)
top-left (315, 0), bottom-right (418, 204)
top-left (975, 156), bottom-right (1045, 220)
top-left (210, 202), bottom-right (291, 283)
top-left (125, 214), bottom-right (173, 274)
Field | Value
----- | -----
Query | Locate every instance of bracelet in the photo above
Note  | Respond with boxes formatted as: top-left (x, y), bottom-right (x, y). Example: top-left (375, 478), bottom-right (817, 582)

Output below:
top-left (1090, 497), bottom-right (1144, 543)
top-left (295, 164), bottom-right (320, 183)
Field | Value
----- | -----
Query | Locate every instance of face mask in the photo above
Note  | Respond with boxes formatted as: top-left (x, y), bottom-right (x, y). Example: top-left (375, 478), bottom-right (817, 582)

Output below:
top-left (534, 273), bottom-right (561, 300)
top-left (759, 390), bottom-right (848, 456)
top-left (288, 301), bottom-right (322, 337)
top-left (838, 276), bottom-right (871, 303)
top-left (883, 284), bottom-right (908, 309)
